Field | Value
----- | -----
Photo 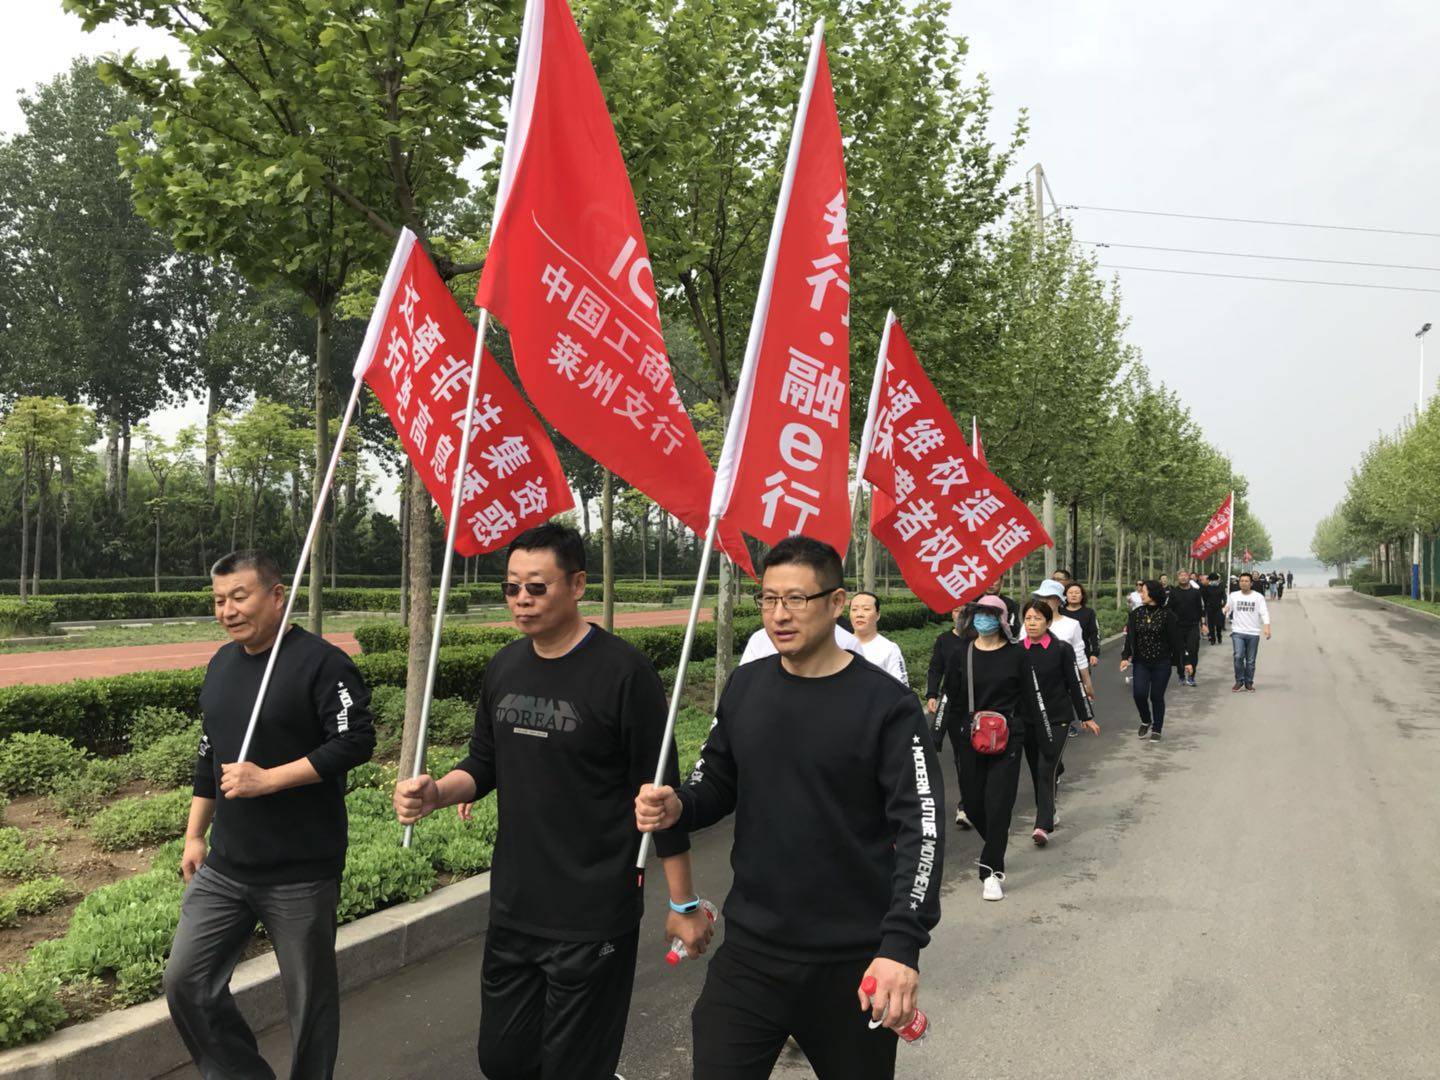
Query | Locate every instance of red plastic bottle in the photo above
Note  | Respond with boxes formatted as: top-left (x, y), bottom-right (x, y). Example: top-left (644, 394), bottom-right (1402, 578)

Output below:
top-left (859, 976), bottom-right (928, 1043)
top-left (665, 899), bottom-right (718, 965)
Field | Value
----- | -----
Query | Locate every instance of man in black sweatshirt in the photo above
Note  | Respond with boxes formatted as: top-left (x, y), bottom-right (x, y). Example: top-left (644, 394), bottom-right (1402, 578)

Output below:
top-left (1168, 569), bottom-right (1207, 686)
top-left (393, 523), bottom-right (710, 1080)
top-left (165, 550), bottom-right (376, 1080)
top-left (636, 535), bottom-right (943, 1080)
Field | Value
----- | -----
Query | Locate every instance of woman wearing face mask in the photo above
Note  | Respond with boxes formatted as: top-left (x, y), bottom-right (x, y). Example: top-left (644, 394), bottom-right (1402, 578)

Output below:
top-left (1119, 580), bottom-right (1190, 740)
top-left (942, 595), bottom-right (1046, 901)
top-left (1019, 601), bottom-right (1099, 846)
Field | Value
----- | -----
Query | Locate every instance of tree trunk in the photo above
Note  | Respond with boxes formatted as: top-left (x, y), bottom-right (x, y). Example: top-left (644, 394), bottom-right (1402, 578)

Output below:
top-left (154, 496), bottom-right (163, 594)
top-left (18, 445), bottom-right (31, 602)
top-left (118, 418), bottom-right (132, 514)
top-left (32, 463), bottom-right (48, 596)
top-left (310, 305), bottom-right (334, 636)
top-left (57, 457), bottom-right (72, 581)
top-left (657, 513), bottom-right (665, 586)
top-left (399, 472), bottom-right (434, 782)
top-left (862, 491), bottom-right (876, 593)
top-left (639, 503), bottom-right (648, 583)
top-left (104, 400), bottom-right (120, 514)
top-left (580, 491), bottom-right (591, 538)
top-left (1114, 524), bottom-right (1126, 610)
top-left (399, 463), bottom-right (413, 628)
top-left (715, 555), bottom-right (736, 711)
top-left (601, 470), bottom-right (615, 631)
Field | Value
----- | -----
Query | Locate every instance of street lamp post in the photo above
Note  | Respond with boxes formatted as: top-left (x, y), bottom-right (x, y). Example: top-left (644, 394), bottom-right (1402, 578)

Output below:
top-left (1413, 322), bottom-right (1431, 600)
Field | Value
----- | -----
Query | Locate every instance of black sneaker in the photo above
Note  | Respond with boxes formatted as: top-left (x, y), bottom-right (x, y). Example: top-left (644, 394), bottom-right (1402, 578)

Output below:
top-left (1231, 682), bottom-right (1244, 692)
top-left (1246, 684), bottom-right (1256, 693)
top-left (1150, 730), bottom-right (1162, 741)
top-left (1137, 722), bottom-right (1151, 739)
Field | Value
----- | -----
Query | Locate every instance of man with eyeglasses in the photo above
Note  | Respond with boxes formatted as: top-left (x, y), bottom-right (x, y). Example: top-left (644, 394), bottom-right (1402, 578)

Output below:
top-left (635, 535), bottom-right (943, 1080)
top-left (393, 523), bottom-right (711, 1079)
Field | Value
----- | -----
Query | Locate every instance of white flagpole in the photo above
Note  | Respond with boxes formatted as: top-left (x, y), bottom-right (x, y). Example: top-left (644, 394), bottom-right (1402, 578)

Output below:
top-left (1225, 490), bottom-right (1235, 589)
top-left (402, 0), bottom-right (544, 847)
top-left (851, 309), bottom-right (894, 525)
top-left (634, 18), bottom-right (827, 876)
top-left (403, 310), bottom-right (490, 848)
top-left (236, 378), bottom-right (364, 763)
top-left (236, 229), bottom-right (418, 764)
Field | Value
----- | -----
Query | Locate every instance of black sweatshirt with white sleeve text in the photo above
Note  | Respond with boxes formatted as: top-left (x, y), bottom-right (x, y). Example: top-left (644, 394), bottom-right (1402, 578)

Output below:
top-left (454, 625), bottom-right (689, 943)
top-left (675, 654), bottom-right (944, 971)
top-left (194, 625), bottom-right (376, 885)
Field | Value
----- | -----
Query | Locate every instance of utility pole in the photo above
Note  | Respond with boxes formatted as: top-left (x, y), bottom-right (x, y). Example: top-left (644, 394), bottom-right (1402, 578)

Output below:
top-left (1030, 162), bottom-right (1057, 575)
top-left (1413, 322), bottom-right (1431, 600)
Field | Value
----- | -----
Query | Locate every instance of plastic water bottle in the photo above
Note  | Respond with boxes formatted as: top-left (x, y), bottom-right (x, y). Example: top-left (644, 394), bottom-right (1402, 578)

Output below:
top-left (665, 899), bottom-right (718, 965)
top-left (860, 976), bottom-right (928, 1043)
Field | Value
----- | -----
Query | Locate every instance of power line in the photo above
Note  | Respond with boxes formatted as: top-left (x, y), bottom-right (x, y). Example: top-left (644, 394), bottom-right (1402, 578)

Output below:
top-left (1066, 204), bottom-right (1440, 240)
top-left (1096, 263), bottom-right (1440, 295)
top-left (1079, 240), bottom-right (1440, 274)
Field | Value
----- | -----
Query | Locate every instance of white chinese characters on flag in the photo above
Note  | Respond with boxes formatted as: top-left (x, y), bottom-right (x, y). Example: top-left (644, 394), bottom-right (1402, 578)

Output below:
top-left (474, 0), bottom-right (753, 576)
top-left (358, 230), bottom-right (572, 554)
top-left (1190, 492), bottom-right (1233, 559)
top-left (711, 25), bottom-right (852, 555)
top-left (862, 317), bottom-right (1050, 613)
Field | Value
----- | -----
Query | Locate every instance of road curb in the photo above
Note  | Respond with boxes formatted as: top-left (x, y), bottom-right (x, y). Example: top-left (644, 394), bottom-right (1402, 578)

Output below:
top-left (1347, 589), bottom-right (1440, 622)
top-left (0, 872), bottom-right (491, 1079)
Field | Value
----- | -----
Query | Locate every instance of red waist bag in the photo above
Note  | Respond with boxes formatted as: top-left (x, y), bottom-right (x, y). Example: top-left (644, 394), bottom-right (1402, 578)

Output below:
top-left (965, 642), bottom-right (1010, 754)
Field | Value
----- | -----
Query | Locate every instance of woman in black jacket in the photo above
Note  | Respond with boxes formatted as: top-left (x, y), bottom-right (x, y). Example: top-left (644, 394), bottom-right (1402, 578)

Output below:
top-left (1119, 580), bottom-right (1191, 741)
top-left (1020, 600), bottom-right (1099, 846)
top-left (942, 595), bottom-right (1046, 902)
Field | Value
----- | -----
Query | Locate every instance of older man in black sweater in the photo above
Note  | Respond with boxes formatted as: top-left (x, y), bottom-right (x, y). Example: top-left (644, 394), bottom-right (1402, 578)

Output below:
top-left (1168, 569), bottom-right (1207, 686)
top-left (166, 551), bottom-right (376, 1080)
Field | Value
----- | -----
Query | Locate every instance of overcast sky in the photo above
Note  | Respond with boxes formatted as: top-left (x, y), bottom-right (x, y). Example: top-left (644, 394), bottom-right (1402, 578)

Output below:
top-left (8, 2), bottom-right (1438, 557)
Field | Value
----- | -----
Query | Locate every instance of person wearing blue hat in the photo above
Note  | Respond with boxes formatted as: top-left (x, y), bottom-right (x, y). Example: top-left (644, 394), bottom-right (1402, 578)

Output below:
top-left (1031, 580), bottom-right (1095, 703)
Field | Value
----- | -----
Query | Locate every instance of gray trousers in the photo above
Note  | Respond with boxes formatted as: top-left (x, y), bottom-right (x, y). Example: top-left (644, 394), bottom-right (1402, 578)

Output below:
top-left (165, 864), bottom-right (340, 1080)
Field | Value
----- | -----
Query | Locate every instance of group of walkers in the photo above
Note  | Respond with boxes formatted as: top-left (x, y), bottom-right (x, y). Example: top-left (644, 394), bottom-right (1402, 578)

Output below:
top-left (167, 527), bottom-right (1279, 1080)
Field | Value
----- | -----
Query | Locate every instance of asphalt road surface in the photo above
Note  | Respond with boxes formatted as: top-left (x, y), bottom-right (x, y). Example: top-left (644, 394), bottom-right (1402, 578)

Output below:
top-left (162, 588), bottom-right (1440, 1079)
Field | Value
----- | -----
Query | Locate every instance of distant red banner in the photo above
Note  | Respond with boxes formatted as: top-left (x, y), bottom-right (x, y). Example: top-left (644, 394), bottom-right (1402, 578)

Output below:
top-left (1191, 492), bottom-right (1233, 559)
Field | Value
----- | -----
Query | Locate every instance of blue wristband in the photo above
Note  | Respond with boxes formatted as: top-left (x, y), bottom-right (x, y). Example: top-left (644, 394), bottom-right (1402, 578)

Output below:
top-left (669, 896), bottom-right (700, 915)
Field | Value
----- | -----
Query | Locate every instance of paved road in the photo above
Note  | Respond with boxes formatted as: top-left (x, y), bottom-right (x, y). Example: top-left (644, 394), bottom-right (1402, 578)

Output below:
top-left (0, 609), bottom-right (709, 687)
top-left (163, 589), bottom-right (1440, 1079)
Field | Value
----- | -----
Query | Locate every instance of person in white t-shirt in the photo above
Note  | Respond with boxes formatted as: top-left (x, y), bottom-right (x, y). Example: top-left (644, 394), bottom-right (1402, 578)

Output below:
top-left (846, 591), bottom-right (908, 686)
top-left (1032, 580), bottom-right (1095, 701)
top-left (1126, 580), bottom-right (1145, 611)
top-left (1223, 571), bottom-right (1272, 692)
top-left (739, 620), bottom-right (860, 664)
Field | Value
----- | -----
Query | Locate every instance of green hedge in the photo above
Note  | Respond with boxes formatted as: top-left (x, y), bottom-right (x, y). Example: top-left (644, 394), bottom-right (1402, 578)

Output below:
top-left (45, 588), bottom-right (466, 623)
top-left (0, 575), bottom-right (416, 596)
top-left (0, 600), bottom-right (57, 638)
top-left (465, 583), bottom-right (678, 606)
top-left (0, 668), bottom-right (206, 751)
top-left (1352, 582), bottom-right (1404, 596)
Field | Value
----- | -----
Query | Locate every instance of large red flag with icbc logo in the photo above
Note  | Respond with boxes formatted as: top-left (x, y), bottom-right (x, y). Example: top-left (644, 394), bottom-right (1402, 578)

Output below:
top-left (710, 26), bottom-right (851, 555)
top-left (861, 316), bottom-right (1050, 612)
top-left (474, 0), bottom-right (752, 576)
top-left (357, 229), bottom-right (571, 555)
top-left (1190, 492), bottom-right (1233, 559)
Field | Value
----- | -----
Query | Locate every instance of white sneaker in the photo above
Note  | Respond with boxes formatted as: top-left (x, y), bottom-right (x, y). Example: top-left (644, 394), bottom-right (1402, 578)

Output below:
top-left (955, 807), bottom-right (973, 830)
top-left (982, 872), bottom-right (1005, 901)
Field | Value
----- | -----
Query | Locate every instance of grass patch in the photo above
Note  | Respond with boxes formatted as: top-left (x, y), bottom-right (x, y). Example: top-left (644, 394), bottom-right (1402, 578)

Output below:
top-left (90, 790), bottom-right (192, 852)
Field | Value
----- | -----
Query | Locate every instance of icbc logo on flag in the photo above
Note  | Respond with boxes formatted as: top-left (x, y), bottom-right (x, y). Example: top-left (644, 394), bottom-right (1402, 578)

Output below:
top-left (711, 31), bottom-right (851, 555)
top-left (862, 316), bottom-right (1050, 612)
top-left (358, 230), bottom-right (571, 555)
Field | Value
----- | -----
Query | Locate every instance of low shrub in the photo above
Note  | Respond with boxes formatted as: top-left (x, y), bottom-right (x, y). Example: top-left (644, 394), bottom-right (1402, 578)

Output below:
top-left (133, 727), bottom-right (201, 788)
top-left (1353, 582), bottom-right (1404, 596)
top-left (0, 574), bottom-right (414, 596)
top-left (0, 828), bottom-right (57, 881)
top-left (0, 733), bottom-right (87, 797)
top-left (29, 867), bottom-right (185, 1005)
top-left (0, 599), bottom-right (57, 638)
top-left (90, 790), bottom-right (191, 852)
top-left (345, 761), bottom-right (393, 793)
top-left (0, 963), bottom-right (66, 1049)
top-left (408, 794), bottom-right (497, 876)
top-left (128, 706), bottom-right (195, 752)
top-left (354, 621), bottom-right (519, 655)
top-left (0, 876), bottom-right (76, 925)
top-left (48, 757), bottom-right (139, 822)
top-left (427, 698), bottom-right (475, 746)
top-left (336, 836), bottom-right (436, 924)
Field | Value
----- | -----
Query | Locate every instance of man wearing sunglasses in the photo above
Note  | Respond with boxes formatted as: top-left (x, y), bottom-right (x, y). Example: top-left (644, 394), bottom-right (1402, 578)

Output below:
top-left (635, 535), bottom-right (944, 1080)
top-left (393, 523), bottom-right (709, 1079)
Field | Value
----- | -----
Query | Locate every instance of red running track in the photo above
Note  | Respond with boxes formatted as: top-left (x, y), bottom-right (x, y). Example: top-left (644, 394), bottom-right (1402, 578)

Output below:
top-left (0, 607), bottom-right (711, 688)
